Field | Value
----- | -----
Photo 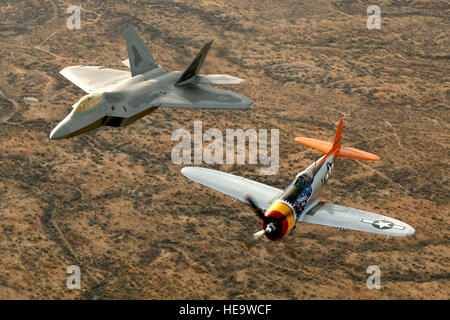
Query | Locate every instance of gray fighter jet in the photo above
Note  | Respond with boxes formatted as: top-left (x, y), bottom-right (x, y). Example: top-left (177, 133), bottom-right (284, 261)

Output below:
top-left (50, 26), bottom-right (252, 139)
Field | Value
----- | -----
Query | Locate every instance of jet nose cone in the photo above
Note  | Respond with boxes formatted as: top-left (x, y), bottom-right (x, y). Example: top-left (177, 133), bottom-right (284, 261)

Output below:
top-left (50, 117), bottom-right (72, 140)
top-left (49, 126), bottom-right (63, 140)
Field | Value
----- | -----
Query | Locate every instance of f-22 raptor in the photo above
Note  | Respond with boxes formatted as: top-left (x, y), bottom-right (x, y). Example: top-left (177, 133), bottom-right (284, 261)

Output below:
top-left (50, 26), bottom-right (252, 139)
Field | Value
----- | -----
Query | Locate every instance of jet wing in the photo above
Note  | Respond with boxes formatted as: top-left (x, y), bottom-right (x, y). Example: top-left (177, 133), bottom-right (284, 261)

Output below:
top-left (181, 167), bottom-right (282, 211)
top-left (158, 85), bottom-right (252, 109)
top-left (60, 66), bottom-right (131, 93)
top-left (301, 202), bottom-right (415, 236)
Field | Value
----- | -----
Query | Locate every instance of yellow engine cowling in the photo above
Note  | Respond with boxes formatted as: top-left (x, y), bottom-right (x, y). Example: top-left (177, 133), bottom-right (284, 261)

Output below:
top-left (262, 201), bottom-right (295, 241)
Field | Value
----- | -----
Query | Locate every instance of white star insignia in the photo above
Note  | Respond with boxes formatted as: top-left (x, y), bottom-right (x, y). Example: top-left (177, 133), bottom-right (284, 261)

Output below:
top-left (372, 220), bottom-right (393, 229)
top-left (361, 219), bottom-right (405, 231)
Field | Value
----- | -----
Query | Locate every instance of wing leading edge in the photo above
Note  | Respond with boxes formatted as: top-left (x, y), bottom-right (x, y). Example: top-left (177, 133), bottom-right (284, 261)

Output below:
top-left (60, 66), bottom-right (130, 93)
top-left (302, 202), bottom-right (415, 236)
top-left (182, 167), bottom-right (414, 237)
top-left (181, 167), bottom-right (281, 211)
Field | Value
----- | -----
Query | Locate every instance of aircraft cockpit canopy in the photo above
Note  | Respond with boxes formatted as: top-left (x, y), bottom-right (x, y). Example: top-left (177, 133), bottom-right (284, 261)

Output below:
top-left (293, 171), bottom-right (313, 188)
top-left (73, 93), bottom-right (103, 113)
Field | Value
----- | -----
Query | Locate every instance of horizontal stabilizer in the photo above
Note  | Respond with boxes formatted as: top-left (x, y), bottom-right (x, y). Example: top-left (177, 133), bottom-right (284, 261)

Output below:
top-left (295, 119), bottom-right (380, 161)
top-left (121, 59), bottom-right (130, 68)
top-left (336, 146), bottom-right (380, 161)
top-left (197, 74), bottom-right (244, 85)
top-left (294, 137), bottom-right (332, 154)
top-left (295, 137), bottom-right (380, 161)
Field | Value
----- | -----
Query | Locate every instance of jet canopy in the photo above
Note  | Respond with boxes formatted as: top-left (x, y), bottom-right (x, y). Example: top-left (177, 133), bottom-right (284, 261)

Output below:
top-left (293, 171), bottom-right (313, 187)
top-left (73, 93), bottom-right (103, 114)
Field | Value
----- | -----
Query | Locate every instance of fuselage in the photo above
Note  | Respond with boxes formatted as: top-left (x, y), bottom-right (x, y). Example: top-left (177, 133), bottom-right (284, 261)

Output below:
top-left (263, 154), bottom-right (335, 241)
top-left (50, 68), bottom-right (177, 139)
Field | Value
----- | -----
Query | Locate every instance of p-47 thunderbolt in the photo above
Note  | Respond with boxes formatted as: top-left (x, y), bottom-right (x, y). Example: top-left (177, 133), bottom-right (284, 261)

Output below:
top-left (182, 119), bottom-right (415, 249)
top-left (50, 26), bottom-right (252, 139)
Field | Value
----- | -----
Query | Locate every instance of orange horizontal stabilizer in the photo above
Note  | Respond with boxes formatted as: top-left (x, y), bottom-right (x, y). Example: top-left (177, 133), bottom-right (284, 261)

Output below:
top-left (337, 147), bottom-right (380, 161)
top-left (295, 137), bottom-right (333, 153)
top-left (295, 137), bottom-right (380, 161)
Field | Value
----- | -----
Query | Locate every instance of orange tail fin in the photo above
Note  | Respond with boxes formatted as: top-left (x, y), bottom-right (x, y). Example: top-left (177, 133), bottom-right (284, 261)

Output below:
top-left (295, 119), bottom-right (380, 163)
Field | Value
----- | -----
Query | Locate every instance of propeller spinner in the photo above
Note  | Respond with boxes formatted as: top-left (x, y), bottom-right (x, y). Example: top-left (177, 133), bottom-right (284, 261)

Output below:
top-left (242, 194), bottom-right (277, 250)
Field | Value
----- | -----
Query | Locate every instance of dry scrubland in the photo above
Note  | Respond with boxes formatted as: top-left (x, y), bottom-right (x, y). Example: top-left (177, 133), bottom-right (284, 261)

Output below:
top-left (0, 0), bottom-right (448, 299)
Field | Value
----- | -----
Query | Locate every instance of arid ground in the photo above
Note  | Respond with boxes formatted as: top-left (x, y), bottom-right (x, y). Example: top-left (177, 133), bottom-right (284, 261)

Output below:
top-left (0, 0), bottom-right (448, 299)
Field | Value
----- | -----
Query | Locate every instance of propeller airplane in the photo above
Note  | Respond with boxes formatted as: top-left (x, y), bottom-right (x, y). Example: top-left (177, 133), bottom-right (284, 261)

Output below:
top-left (181, 119), bottom-right (415, 250)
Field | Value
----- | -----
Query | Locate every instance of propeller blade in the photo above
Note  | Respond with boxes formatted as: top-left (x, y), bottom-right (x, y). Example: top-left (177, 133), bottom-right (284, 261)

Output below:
top-left (242, 229), bottom-right (266, 251)
top-left (243, 194), bottom-right (266, 220)
top-left (242, 222), bottom-right (276, 251)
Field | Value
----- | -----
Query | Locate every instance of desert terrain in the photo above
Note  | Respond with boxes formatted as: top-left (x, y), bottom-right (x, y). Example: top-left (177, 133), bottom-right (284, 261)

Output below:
top-left (0, 0), bottom-right (448, 299)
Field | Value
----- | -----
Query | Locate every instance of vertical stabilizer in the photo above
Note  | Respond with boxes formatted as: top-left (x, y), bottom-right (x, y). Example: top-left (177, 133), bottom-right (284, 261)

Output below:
top-left (331, 118), bottom-right (343, 153)
top-left (124, 26), bottom-right (159, 76)
top-left (175, 40), bottom-right (214, 86)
